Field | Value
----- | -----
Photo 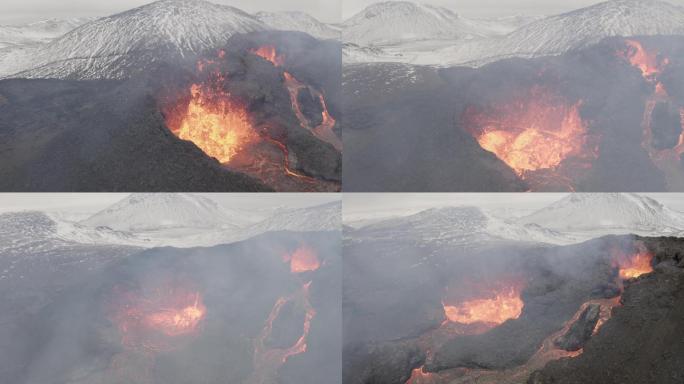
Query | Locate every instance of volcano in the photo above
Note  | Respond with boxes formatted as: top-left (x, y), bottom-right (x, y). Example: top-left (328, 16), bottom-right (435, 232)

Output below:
top-left (343, 35), bottom-right (684, 191)
top-left (0, 231), bottom-right (341, 384)
top-left (343, 229), bottom-right (684, 384)
top-left (0, 30), bottom-right (341, 191)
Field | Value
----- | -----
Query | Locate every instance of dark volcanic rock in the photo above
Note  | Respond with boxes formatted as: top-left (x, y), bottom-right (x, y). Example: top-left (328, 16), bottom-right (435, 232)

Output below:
top-left (530, 256), bottom-right (684, 384)
top-left (554, 303), bottom-right (600, 351)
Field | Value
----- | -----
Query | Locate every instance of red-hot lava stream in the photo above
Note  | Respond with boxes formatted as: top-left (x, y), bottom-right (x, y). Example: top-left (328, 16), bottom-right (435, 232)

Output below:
top-left (462, 86), bottom-right (599, 191)
top-left (618, 39), bottom-right (684, 189)
top-left (251, 45), bottom-right (342, 151)
top-left (164, 50), bottom-right (332, 192)
top-left (107, 283), bottom-right (207, 382)
top-left (406, 250), bottom-right (655, 384)
top-left (245, 245), bottom-right (321, 384)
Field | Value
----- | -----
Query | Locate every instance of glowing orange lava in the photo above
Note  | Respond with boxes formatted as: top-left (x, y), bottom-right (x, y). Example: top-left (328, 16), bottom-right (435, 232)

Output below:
top-left (174, 83), bottom-right (257, 163)
top-left (248, 282), bottom-right (316, 384)
top-left (463, 86), bottom-right (596, 178)
top-left (110, 285), bottom-right (207, 351)
top-left (251, 45), bottom-right (285, 67)
top-left (617, 39), bottom-right (684, 189)
top-left (283, 245), bottom-right (321, 273)
top-left (619, 39), bottom-right (669, 80)
top-left (443, 283), bottom-right (524, 326)
top-left (406, 366), bottom-right (441, 384)
top-left (612, 248), bottom-right (654, 280)
top-left (251, 44), bottom-right (341, 151)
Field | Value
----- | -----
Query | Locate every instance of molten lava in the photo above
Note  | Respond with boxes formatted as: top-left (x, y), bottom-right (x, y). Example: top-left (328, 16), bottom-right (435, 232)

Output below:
top-left (443, 283), bottom-right (524, 326)
top-left (163, 50), bottom-right (338, 191)
top-left (248, 282), bottom-right (316, 384)
top-left (619, 39), bottom-right (669, 80)
top-left (251, 44), bottom-right (341, 151)
top-left (612, 247), bottom-right (654, 280)
top-left (283, 245), bottom-right (321, 273)
top-left (618, 39), bottom-right (684, 188)
top-left (110, 285), bottom-right (207, 351)
top-left (174, 83), bottom-right (257, 163)
top-left (251, 45), bottom-right (285, 67)
top-left (463, 86), bottom-right (596, 179)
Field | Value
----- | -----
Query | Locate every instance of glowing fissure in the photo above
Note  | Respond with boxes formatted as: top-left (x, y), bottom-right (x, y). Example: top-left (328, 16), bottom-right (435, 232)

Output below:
top-left (247, 246), bottom-right (320, 384)
top-left (463, 86), bottom-right (597, 183)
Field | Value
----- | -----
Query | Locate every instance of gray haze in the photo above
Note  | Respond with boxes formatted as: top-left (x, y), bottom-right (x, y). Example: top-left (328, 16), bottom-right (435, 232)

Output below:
top-left (342, 0), bottom-right (684, 18)
top-left (0, 0), bottom-right (341, 24)
top-left (0, 193), bottom-right (340, 214)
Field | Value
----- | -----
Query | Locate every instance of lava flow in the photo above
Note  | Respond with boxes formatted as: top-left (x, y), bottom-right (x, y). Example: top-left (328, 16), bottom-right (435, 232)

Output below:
top-left (462, 86), bottom-right (598, 189)
top-left (442, 282), bottom-right (524, 328)
top-left (618, 39), bottom-right (684, 189)
top-left (109, 284), bottom-right (207, 352)
top-left (251, 45), bottom-right (342, 151)
top-left (283, 244), bottom-right (321, 273)
top-left (247, 246), bottom-right (320, 384)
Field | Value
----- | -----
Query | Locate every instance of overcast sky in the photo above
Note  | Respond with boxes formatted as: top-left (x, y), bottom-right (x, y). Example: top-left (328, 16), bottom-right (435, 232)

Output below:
top-left (342, 0), bottom-right (684, 19)
top-left (0, 0), bottom-right (341, 24)
top-left (0, 193), bottom-right (340, 215)
top-left (343, 193), bottom-right (684, 222)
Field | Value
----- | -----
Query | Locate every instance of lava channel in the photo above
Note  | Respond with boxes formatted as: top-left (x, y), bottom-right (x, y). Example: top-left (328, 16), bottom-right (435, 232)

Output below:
top-left (251, 45), bottom-right (342, 151)
top-left (618, 39), bottom-right (684, 189)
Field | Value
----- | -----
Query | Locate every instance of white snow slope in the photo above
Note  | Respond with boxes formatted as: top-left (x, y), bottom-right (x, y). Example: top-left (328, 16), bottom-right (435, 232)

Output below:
top-left (0, 0), bottom-right (266, 79)
top-left (343, 0), bottom-right (684, 66)
top-left (256, 11), bottom-right (340, 40)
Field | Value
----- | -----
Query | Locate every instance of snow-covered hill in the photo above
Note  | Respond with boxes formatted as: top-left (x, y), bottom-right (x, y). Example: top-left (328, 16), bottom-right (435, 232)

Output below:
top-left (348, 194), bottom-right (684, 247)
top-left (80, 193), bottom-right (247, 232)
top-left (342, 1), bottom-right (490, 46)
top-left (518, 193), bottom-right (684, 233)
top-left (344, 0), bottom-right (684, 66)
top-left (0, 18), bottom-right (94, 48)
top-left (256, 11), bottom-right (339, 39)
top-left (246, 200), bottom-right (341, 234)
top-left (1, 0), bottom-right (266, 79)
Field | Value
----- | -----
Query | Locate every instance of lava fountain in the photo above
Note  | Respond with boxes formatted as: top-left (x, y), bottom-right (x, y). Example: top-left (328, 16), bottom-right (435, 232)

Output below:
top-left (611, 244), bottom-right (654, 280)
top-left (173, 83), bottom-right (257, 163)
top-left (442, 282), bottom-right (524, 328)
top-left (283, 245), bottom-right (321, 273)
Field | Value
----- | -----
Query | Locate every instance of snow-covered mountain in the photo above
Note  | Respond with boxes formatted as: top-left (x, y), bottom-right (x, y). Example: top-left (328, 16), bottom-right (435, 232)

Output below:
top-left (344, 0), bottom-right (684, 66)
top-left (1, 0), bottom-right (266, 79)
top-left (80, 193), bottom-right (247, 232)
top-left (246, 200), bottom-right (341, 234)
top-left (518, 193), bottom-right (684, 233)
top-left (348, 194), bottom-right (684, 247)
top-left (0, 18), bottom-right (94, 48)
top-left (342, 1), bottom-right (490, 46)
top-left (256, 11), bottom-right (339, 39)
top-left (466, 0), bottom-right (684, 65)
